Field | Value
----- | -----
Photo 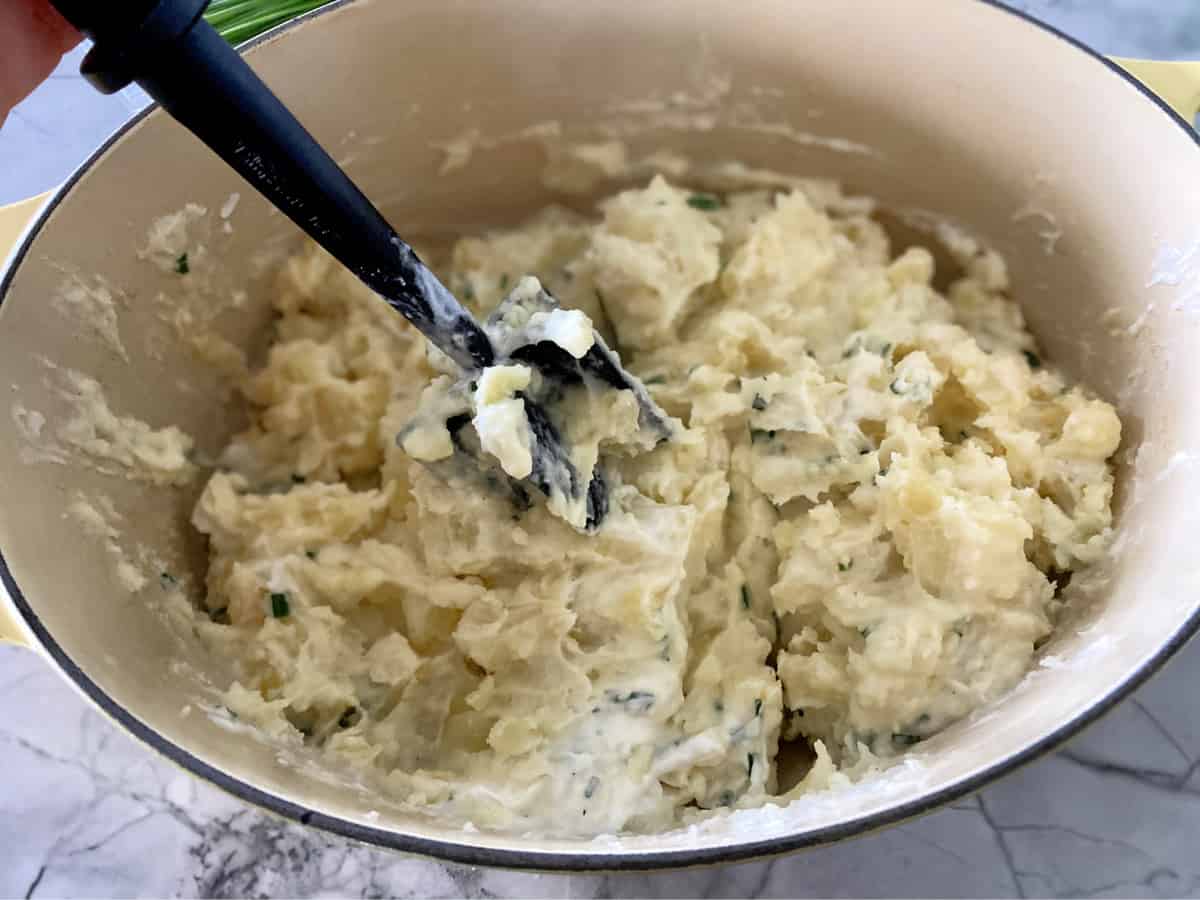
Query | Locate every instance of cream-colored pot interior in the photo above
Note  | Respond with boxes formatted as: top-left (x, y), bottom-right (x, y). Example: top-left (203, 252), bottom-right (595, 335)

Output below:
top-left (2, 0), bottom-right (1200, 870)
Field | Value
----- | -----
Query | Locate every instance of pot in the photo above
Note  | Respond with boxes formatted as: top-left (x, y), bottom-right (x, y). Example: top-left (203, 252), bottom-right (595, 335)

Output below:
top-left (1, 0), bottom-right (1199, 871)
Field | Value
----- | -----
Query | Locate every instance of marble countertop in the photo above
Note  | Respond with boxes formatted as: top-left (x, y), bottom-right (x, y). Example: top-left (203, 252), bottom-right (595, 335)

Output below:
top-left (3, 2), bottom-right (1199, 897)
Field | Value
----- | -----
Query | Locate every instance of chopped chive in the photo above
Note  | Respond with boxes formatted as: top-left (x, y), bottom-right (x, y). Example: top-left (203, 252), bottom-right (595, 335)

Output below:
top-left (174, 253), bottom-right (189, 275)
top-left (1022, 349), bottom-right (1042, 369)
top-left (270, 592), bottom-right (290, 618)
top-left (686, 193), bottom-right (722, 211)
top-left (593, 287), bottom-right (611, 321)
top-left (838, 560), bottom-right (853, 572)
top-left (740, 583), bottom-right (751, 610)
top-left (604, 689), bottom-right (655, 713)
top-left (499, 273), bottom-right (509, 291)
top-left (642, 375), bottom-right (666, 385)
top-left (304, 549), bottom-right (317, 560)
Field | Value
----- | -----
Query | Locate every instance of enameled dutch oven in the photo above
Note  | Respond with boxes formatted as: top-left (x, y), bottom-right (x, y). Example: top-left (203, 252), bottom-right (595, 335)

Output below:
top-left (1, 0), bottom-right (1200, 871)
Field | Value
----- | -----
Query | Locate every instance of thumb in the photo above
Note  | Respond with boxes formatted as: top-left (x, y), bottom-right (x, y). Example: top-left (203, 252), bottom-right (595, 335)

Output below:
top-left (0, 0), bottom-right (82, 123)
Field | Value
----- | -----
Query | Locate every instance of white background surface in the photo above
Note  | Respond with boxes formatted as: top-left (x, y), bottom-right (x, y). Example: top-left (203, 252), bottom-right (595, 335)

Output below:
top-left (2, 2), bottom-right (1200, 897)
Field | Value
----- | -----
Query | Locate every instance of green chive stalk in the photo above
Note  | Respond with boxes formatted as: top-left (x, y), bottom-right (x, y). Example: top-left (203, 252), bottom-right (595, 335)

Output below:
top-left (204, 0), bottom-right (334, 45)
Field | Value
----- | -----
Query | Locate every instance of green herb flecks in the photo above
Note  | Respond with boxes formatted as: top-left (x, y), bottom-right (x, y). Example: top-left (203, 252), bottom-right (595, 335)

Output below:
top-left (270, 591), bottom-right (290, 618)
top-left (751, 393), bottom-right (767, 412)
top-left (642, 374), bottom-right (666, 385)
top-left (604, 689), bottom-right (655, 713)
top-left (499, 273), bottom-right (510, 291)
top-left (1023, 349), bottom-right (1042, 369)
top-left (305, 549), bottom-right (317, 560)
top-left (838, 560), bottom-right (853, 572)
top-left (686, 193), bottom-right (722, 211)
top-left (174, 253), bottom-right (189, 275)
top-left (740, 583), bottom-right (751, 610)
top-left (593, 288), bottom-right (611, 325)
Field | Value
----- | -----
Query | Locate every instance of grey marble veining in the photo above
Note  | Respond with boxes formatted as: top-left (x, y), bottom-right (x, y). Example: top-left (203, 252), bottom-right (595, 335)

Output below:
top-left (3, 2), bottom-right (1199, 897)
top-left (6, 640), bottom-right (1200, 899)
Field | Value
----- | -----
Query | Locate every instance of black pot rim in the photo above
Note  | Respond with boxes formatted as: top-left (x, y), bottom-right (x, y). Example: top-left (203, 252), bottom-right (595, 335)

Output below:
top-left (2, 0), bottom-right (1198, 873)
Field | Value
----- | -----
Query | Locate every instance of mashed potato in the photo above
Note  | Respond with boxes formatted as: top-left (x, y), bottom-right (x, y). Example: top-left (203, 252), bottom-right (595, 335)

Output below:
top-left (190, 175), bottom-right (1120, 835)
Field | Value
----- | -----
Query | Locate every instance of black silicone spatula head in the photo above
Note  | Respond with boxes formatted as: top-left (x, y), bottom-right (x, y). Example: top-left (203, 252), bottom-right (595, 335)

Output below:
top-left (49, 0), bottom-right (671, 530)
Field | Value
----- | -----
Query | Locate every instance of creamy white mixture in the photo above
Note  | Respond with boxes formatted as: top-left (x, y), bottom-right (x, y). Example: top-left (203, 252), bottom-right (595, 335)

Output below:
top-left (188, 175), bottom-right (1120, 835)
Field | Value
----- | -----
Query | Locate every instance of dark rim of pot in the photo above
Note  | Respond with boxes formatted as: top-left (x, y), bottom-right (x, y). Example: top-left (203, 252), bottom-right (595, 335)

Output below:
top-left (1, 0), bottom-right (1197, 873)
